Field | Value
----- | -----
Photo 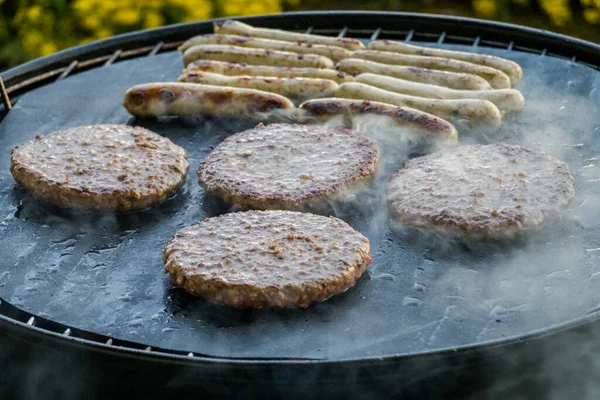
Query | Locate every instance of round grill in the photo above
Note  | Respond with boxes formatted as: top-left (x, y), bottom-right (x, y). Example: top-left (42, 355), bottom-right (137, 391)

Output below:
top-left (1, 11), bottom-right (600, 398)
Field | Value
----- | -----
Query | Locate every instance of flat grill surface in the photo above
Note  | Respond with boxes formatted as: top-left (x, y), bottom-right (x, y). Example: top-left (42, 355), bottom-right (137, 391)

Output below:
top-left (0, 41), bottom-right (599, 360)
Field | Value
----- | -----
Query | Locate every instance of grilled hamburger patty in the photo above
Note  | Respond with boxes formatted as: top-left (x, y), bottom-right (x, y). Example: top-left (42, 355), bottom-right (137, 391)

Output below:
top-left (388, 143), bottom-right (575, 239)
top-left (10, 124), bottom-right (189, 211)
top-left (163, 210), bottom-right (372, 308)
top-left (198, 123), bottom-right (380, 210)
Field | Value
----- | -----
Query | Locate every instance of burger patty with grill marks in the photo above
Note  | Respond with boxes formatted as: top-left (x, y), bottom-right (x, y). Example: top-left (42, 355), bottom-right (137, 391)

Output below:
top-left (198, 123), bottom-right (380, 211)
top-left (387, 143), bottom-right (576, 239)
top-left (163, 210), bottom-right (372, 308)
top-left (10, 124), bottom-right (189, 211)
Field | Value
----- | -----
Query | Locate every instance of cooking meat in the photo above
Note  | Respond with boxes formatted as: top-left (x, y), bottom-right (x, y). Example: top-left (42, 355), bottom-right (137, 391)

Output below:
top-left (10, 124), bottom-right (189, 211)
top-left (182, 44), bottom-right (334, 69)
top-left (354, 73), bottom-right (525, 114)
top-left (123, 82), bottom-right (295, 119)
top-left (213, 19), bottom-right (365, 51)
top-left (179, 33), bottom-right (353, 61)
top-left (352, 50), bottom-right (511, 89)
top-left (367, 40), bottom-right (523, 87)
top-left (335, 82), bottom-right (502, 129)
top-left (298, 97), bottom-right (458, 142)
top-left (178, 71), bottom-right (338, 104)
top-left (336, 59), bottom-right (491, 90)
top-left (184, 59), bottom-right (353, 83)
top-left (387, 143), bottom-right (576, 239)
top-left (163, 210), bottom-right (372, 308)
top-left (198, 123), bottom-right (380, 211)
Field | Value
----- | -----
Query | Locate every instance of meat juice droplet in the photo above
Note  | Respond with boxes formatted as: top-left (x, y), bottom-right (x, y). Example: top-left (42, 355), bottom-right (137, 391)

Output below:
top-left (402, 297), bottom-right (423, 307)
top-left (413, 283), bottom-right (426, 292)
top-left (373, 272), bottom-right (395, 281)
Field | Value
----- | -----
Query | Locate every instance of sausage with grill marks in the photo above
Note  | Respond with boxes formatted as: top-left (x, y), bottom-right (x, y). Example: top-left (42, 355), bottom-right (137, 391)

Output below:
top-left (179, 34), bottom-right (352, 61)
top-left (183, 44), bottom-right (334, 69)
top-left (299, 97), bottom-right (458, 142)
top-left (213, 19), bottom-right (365, 51)
top-left (184, 60), bottom-right (353, 84)
top-left (178, 72), bottom-right (338, 104)
top-left (368, 40), bottom-right (523, 87)
top-left (335, 82), bottom-right (502, 129)
top-left (123, 82), bottom-right (295, 119)
top-left (351, 50), bottom-right (511, 89)
top-left (336, 59), bottom-right (491, 90)
top-left (355, 73), bottom-right (525, 114)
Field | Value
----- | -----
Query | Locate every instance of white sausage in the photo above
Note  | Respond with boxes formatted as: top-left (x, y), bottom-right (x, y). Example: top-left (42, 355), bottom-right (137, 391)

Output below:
top-left (183, 45), bottom-right (334, 69)
top-left (351, 50), bottom-right (511, 89)
top-left (336, 59), bottom-right (491, 90)
top-left (179, 34), bottom-right (352, 61)
top-left (184, 60), bottom-right (353, 84)
top-left (368, 40), bottom-right (522, 87)
top-left (213, 20), bottom-right (365, 51)
top-left (178, 71), bottom-right (338, 104)
top-left (355, 73), bottom-right (525, 113)
top-left (299, 97), bottom-right (458, 142)
top-left (335, 82), bottom-right (502, 129)
top-left (123, 82), bottom-right (294, 119)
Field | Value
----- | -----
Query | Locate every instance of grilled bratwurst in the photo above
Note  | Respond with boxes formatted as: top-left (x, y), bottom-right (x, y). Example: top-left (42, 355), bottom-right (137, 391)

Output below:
top-left (10, 124), bottom-right (189, 211)
top-left (214, 19), bottom-right (365, 51)
top-left (336, 59), bottom-right (491, 90)
top-left (178, 71), bottom-right (338, 104)
top-left (183, 44), bottom-right (334, 69)
top-left (179, 33), bottom-right (353, 61)
top-left (299, 98), bottom-right (457, 142)
top-left (335, 82), bottom-right (502, 129)
top-left (351, 50), bottom-right (511, 89)
top-left (367, 40), bottom-right (523, 87)
top-left (184, 59), bottom-right (353, 84)
top-left (123, 82), bottom-right (294, 119)
top-left (354, 73), bottom-right (525, 114)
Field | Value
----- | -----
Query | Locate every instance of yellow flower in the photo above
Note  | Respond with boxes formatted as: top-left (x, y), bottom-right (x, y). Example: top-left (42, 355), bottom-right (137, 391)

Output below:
top-left (82, 15), bottom-right (101, 30)
top-left (222, 0), bottom-right (282, 16)
top-left (180, 0), bottom-right (213, 22)
top-left (583, 8), bottom-right (600, 23)
top-left (22, 31), bottom-right (44, 52)
top-left (112, 8), bottom-right (140, 26)
top-left (26, 5), bottom-right (43, 23)
top-left (143, 12), bottom-right (165, 29)
top-left (72, 0), bottom-right (97, 14)
top-left (40, 42), bottom-right (58, 56)
top-left (94, 28), bottom-right (113, 39)
top-left (472, 0), bottom-right (498, 18)
top-left (539, 0), bottom-right (572, 26)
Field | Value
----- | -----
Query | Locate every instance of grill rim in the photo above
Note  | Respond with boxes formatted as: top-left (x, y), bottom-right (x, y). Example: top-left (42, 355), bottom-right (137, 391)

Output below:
top-left (0, 10), bottom-right (600, 367)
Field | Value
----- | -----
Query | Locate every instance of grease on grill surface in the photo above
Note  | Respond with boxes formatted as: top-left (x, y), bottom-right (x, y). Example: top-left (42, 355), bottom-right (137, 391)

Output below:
top-left (388, 143), bottom-right (576, 239)
top-left (10, 124), bottom-right (189, 211)
top-left (163, 210), bottom-right (372, 308)
top-left (198, 123), bottom-right (380, 210)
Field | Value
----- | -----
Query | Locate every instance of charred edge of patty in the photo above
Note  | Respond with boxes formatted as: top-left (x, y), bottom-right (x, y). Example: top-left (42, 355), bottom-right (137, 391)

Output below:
top-left (198, 155), bottom-right (380, 212)
top-left (164, 248), bottom-right (372, 308)
top-left (10, 160), bottom-right (189, 212)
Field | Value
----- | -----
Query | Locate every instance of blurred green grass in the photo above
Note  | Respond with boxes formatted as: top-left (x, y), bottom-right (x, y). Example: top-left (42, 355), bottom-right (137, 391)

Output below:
top-left (1, 0), bottom-right (599, 71)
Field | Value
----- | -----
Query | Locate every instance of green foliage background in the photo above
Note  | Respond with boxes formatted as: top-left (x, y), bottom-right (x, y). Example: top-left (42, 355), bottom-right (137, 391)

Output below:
top-left (0, 0), bottom-right (599, 71)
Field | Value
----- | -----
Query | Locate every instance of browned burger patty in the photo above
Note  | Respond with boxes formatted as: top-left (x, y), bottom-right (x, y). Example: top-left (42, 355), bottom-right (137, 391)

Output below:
top-left (163, 210), bottom-right (372, 308)
top-left (388, 143), bottom-right (576, 239)
top-left (198, 123), bottom-right (380, 211)
top-left (10, 124), bottom-right (189, 211)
